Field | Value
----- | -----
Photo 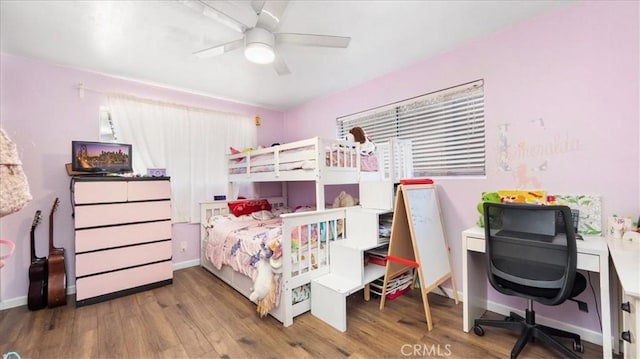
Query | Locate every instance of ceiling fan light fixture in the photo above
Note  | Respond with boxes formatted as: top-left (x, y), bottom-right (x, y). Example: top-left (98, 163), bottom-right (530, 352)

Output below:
top-left (245, 43), bottom-right (275, 64)
top-left (244, 27), bottom-right (276, 64)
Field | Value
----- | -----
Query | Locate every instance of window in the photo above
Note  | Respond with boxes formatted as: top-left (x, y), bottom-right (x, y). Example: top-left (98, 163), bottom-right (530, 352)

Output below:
top-left (337, 80), bottom-right (485, 176)
top-left (98, 106), bottom-right (116, 142)
top-left (107, 96), bottom-right (256, 223)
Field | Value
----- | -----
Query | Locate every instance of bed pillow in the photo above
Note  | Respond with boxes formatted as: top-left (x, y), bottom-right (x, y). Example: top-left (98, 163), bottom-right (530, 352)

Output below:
top-left (251, 210), bottom-right (275, 221)
top-left (271, 206), bottom-right (293, 216)
top-left (229, 146), bottom-right (243, 162)
top-left (228, 199), bottom-right (272, 217)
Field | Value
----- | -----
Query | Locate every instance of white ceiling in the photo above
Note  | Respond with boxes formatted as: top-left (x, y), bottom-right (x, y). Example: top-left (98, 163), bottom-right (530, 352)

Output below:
top-left (0, 1), bottom-right (570, 111)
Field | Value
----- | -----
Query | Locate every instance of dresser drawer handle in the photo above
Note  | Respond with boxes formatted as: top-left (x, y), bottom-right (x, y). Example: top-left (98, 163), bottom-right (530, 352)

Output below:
top-left (621, 330), bottom-right (632, 343)
top-left (621, 301), bottom-right (631, 313)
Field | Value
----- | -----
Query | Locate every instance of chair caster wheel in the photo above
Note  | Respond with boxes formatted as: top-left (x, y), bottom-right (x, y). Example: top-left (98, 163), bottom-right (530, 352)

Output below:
top-left (473, 324), bottom-right (485, 336)
top-left (573, 341), bottom-right (584, 353)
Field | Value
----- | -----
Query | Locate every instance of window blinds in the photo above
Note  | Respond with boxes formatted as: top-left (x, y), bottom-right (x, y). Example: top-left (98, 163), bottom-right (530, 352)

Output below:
top-left (337, 80), bottom-right (485, 176)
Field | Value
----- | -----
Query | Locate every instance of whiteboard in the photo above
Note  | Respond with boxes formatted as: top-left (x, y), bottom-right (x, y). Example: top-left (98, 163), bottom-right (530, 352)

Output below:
top-left (403, 185), bottom-right (451, 288)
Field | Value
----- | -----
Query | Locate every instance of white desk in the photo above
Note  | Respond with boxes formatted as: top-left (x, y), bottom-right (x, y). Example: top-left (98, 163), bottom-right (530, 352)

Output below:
top-left (462, 226), bottom-right (613, 359)
top-left (608, 235), bottom-right (640, 358)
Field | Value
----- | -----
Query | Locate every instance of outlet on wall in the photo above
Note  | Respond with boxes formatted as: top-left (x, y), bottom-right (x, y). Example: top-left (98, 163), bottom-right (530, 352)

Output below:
top-left (180, 241), bottom-right (187, 252)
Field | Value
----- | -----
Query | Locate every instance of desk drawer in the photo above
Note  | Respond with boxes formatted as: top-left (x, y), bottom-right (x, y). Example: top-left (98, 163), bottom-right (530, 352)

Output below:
top-left (621, 295), bottom-right (638, 358)
top-left (577, 252), bottom-right (599, 272)
top-left (467, 237), bottom-right (485, 253)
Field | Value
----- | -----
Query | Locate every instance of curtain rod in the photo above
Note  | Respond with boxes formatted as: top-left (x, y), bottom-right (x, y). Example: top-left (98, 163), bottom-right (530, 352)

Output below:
top-left (75, 83), bottom-right (261, 125)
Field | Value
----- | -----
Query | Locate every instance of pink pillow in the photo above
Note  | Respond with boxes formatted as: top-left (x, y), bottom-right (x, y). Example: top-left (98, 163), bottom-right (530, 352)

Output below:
top-left (229, 147), bottom-right (243, 162)
top-left (228, 199), bottom-right (272, 217)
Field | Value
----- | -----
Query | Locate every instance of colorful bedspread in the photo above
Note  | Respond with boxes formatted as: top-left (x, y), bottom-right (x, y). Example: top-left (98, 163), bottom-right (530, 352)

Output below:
top-left (205, 217), bottom-right (281, 280)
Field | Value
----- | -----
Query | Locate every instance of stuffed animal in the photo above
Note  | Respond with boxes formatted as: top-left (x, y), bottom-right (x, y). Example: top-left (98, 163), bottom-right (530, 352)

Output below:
top-left (332, 191), bottom-right (356, 237)
top-left (346, 126), bottom-right (376, 155)
top-left (349, 126), bottom-right (367, 144)
top-left (476, 191), bottom-right (501, 227)
top-left (267, 239), bottom-right (281, 259)
top-left (249, 258), bottom-right (274, 302)
top-left (256, 275), bottom-right (277, 317)
top-left (269, 255), bottom-right (283, 273)
top-left (332, 190), bottom-right (356, 208)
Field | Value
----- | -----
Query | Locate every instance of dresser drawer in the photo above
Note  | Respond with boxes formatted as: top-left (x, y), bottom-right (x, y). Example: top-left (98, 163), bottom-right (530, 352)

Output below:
top-left (75, 200), bottom-right (171, 228)
top-left (76, 240), bottom-right (172, 277)
top-left (128, 180), bottom-right (170, 201)
top-left (75, 220), bottom-right (171, 253)
top-left (74, 181), bottom-right (127, 204)
top-left (76, 260), bottom-right (172, 301)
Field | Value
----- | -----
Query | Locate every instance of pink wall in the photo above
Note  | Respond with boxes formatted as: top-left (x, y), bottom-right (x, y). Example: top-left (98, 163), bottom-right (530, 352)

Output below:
top-left (285, 1), bottom-right (639, 332)
top-left (1, 0), bottom-right (638, 339)
top-left (0, 54), bottom-right (284, 304)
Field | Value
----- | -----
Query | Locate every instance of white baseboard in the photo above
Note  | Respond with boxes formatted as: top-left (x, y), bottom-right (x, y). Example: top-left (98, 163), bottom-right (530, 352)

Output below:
top-left (173, 259), bottom-right (200, 271)
top-left (0, 285), bottom-right (77, 311)
top-left (0, 296), bottom-right (26, 311)
top-left (0, 261), bottom-right (199, 311)
top-left (432, 286), bottom-right (605, 346)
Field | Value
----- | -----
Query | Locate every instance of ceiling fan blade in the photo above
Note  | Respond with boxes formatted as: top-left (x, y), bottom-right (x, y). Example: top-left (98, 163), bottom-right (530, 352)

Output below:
top-left (276, 33), bottom-right (351, 48)
top-left (193, 38), bottom-right (244, 58)
top-left (255, 1), bottom-right (289, 32)
top-left (185, 0), bottom-right (257, 32)
top-left (250, 0), bottom-right (265, 14)
top-left (273, 53), bottom-right (291, 76)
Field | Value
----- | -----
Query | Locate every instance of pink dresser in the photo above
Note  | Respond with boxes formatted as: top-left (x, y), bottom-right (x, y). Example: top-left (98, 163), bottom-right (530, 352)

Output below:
top-left (72, 177), bottom-right (173, 306)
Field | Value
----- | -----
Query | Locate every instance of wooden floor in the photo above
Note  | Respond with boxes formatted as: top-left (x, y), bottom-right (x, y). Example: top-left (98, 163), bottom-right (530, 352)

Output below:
top-left (1, 266), bottom-right (607, 358)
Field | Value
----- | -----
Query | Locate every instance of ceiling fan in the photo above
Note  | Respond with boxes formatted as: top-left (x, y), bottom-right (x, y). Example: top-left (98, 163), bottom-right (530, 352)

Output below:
top-left (183, 0), bottom-right (351, 75)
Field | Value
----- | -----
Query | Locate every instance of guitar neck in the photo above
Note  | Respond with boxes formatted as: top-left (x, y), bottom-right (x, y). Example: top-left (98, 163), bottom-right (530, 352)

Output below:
top-left (49, 212), bottom-right (55, 252)
top-left (30, 229), bottom-right (37, 261)
top-left (30, 210), bottom-right (41, 261)
top-left (49, 198), bottom-right (60, 253)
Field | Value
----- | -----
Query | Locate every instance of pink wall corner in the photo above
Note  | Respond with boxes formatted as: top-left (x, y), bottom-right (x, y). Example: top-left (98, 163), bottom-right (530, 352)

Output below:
top-left (0, 53), bottom-right (284, 304)
top-left (284, 1), bottom-right (639, 333)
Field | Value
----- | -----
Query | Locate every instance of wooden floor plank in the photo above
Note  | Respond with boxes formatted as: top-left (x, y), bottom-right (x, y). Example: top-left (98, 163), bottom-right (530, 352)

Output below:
top-left (0, 266), bottom-right (611, 358)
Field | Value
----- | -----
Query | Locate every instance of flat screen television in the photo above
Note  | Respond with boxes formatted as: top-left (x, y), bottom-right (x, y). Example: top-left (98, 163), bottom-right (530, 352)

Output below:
top-left (71, 141), bottom-right (133, 174)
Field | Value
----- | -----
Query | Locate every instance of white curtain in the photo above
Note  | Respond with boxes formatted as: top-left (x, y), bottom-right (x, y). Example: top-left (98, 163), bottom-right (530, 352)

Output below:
top-left (108, 96), bottom-right (256, 223)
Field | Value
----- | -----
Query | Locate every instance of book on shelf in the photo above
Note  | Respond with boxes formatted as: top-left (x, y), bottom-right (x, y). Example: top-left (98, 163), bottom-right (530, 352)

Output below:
top-left (365, 245), bottom-right (389, 266)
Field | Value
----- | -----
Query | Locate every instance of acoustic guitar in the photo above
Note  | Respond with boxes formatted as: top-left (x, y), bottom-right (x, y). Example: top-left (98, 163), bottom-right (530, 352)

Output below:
top-left (27, 210), bottom-right (47, 310)
top-left (47, 198), bottom-right (67, 307)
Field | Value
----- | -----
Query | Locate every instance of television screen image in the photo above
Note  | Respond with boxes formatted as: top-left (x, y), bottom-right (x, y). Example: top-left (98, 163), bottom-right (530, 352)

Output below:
top-left (72, 141), bottom-right (133, 174)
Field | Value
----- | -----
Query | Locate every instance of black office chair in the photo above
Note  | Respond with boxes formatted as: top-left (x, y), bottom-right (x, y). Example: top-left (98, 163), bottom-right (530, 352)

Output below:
top-left (473, 202), bottom-right (586, 359)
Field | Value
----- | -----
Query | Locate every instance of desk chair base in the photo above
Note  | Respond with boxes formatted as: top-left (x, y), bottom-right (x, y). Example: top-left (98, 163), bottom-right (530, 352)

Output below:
top-left (474, 307), bottom-right (583, 359)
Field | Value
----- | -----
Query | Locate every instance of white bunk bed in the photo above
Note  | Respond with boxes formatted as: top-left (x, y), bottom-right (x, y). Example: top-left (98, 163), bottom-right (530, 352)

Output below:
top-left (200, 136), bottom-right (413, 326)
top-left (200, 198), bottom-right (347, 327)
top-left (227, 137), bottom-right (412, 209)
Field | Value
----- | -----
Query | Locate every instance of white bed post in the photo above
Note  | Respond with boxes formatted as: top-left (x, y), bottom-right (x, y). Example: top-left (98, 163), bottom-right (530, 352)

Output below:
top-left (316, 181), bottom-right (325, 210)
top-left (228, 182), bottom-right (238, 200)
top-left (283, 285), bottom-right (294, 327)
top-left (282, 218), bottom-right (294, 327)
